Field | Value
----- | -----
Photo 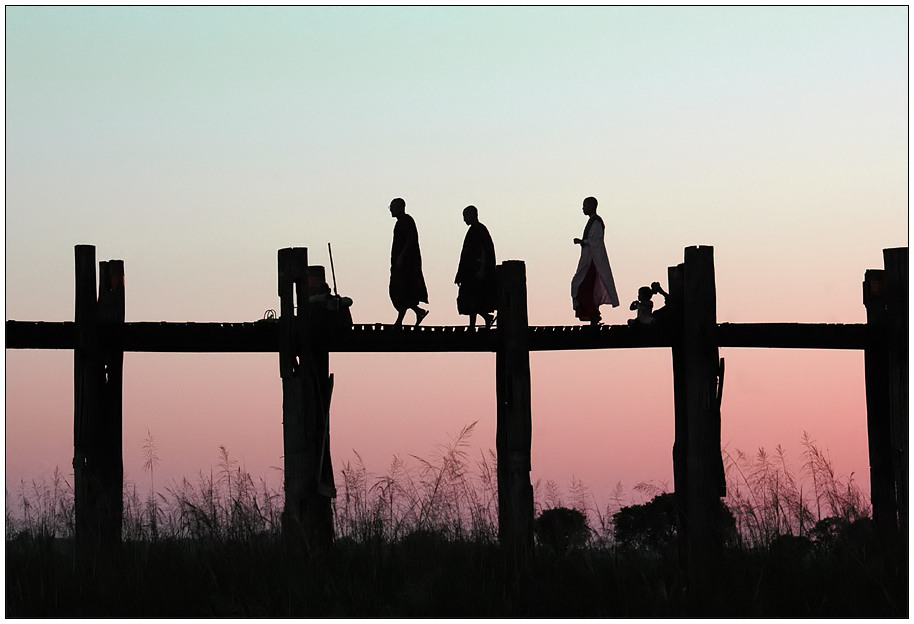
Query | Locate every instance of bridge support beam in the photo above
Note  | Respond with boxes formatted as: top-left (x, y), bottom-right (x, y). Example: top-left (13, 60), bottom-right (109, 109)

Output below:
top-left (495, 260), bottom-right (534, 565)
top-left (670, 246), bottom-right (725, 580)
top-left (73, 245), bottom-right (125, 565)
top-left (864, 247), bottom-right (908, 542)
top-left (278, 248), bottom-right (333, 552)
top-left (883, 248), bottom-right (908, 539)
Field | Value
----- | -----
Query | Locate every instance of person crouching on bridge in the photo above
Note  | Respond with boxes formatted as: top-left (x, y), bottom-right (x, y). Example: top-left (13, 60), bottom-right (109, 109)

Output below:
top-left (455, 205), bottom-right (497, 328)
top-left (571, 196), bottom-right (619, 326)
top-left (389, 197), bottom-right (430, 327)
top-left (628, 286), bottom-right (656, 326)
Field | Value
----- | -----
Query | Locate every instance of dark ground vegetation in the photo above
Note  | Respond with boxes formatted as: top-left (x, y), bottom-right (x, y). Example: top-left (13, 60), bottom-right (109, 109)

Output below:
top-left (6, 428), bottom-right (908, 617)
top-left (6, 521), bottom-right (907, 618)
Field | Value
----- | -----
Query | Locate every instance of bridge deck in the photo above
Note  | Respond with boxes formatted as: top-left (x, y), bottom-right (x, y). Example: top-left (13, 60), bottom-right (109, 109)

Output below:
top-left (6, 319), bottom-right (868, 352)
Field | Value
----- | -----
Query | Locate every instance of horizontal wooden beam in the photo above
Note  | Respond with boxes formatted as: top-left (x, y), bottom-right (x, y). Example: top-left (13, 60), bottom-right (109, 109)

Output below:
top-left (6, 320), bottom-right (76, 349)
top-left (118, 321), bottom-right (279, 352)
top-left (6, 320), bottom-right (868, 353)
top-left (5, 320), bottom-right (277, 352)
top-left (717, 322), bottom-right (867, 350)
top-left (4, 321), bottom-right (672, 353)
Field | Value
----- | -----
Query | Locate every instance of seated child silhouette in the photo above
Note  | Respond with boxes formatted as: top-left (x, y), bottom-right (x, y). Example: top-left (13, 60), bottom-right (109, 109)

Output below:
top-left (629, 286), bottom-right (655, 326)
top-left (628, 281), bottom-right (671, 326)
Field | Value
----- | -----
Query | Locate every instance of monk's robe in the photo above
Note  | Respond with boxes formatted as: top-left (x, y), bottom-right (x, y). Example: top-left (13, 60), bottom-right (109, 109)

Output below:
top-left (571, 214), bottom-right (619, 322)
top-left (455, 222), bottom-right (497, 317)
top-left (389, 213), bottom-right (428, 311)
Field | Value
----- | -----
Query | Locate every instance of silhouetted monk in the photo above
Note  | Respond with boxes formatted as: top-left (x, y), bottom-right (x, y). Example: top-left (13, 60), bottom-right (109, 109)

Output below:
top-left (571, 196), bottom-right (619, 325)
top-left (388, 197), bottom-right (429, 327)
top-left (454, 205), bottom-right (497, 328)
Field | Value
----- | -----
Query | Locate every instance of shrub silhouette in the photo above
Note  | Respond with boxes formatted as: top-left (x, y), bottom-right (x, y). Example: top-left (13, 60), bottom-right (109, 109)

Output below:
top-left (613, 492), bottom-right (737, 551)
top-left (534, 507), bottom-right (589, 552)
top-left (612, 493), bottom-right (679, 551)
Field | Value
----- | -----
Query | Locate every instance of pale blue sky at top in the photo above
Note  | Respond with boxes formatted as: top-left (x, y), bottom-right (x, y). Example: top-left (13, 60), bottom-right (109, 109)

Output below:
top-left (7, 6), bottom-right (906, 328)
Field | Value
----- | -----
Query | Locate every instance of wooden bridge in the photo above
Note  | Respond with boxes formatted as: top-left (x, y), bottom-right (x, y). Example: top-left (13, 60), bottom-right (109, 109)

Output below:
top-left (5, 244), bottom-right (908, 569)
top-left (6, 318), bottom-right (869, 353)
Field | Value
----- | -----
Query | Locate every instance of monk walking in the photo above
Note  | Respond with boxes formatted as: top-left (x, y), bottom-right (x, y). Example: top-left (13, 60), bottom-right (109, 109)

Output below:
top-left (454, 205), bottom-right (497, 328)
top-left (388, 197), bottom-right (429, 327)
top-left (571, 196), bottom-right (619, 325)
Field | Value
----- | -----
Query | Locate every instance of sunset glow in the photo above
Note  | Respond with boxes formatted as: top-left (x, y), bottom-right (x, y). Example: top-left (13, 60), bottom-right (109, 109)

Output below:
top-left (5, 6), bottom-right (907, 511)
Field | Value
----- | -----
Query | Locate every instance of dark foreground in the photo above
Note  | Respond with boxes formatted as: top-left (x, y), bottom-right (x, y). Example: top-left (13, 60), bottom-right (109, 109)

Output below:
top-left (6, 533), bottom-right (907, 617)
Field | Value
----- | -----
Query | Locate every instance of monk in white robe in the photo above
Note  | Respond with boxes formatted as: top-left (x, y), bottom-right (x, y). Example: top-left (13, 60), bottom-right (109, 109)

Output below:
top-left (571, 196), bottom-right (619, 325)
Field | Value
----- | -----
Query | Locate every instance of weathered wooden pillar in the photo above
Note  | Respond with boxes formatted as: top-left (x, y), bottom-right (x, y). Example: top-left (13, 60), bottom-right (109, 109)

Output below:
top-left (278, 248), bottom-right (333, 551)
top-left (883, 247), bottom-right (908, 537)
top-left (495, 261), bottom-right (534, 564)
top-left (73, 245), bottom-right (125, 563)
top-left (669, 263), bottom-right (687, 502)
top-left (671, 246), bottom-right (724, 566)
top-left (863, 247), bottom-right (909, 541)
top-left (863, 268), bottom-right (897, 538)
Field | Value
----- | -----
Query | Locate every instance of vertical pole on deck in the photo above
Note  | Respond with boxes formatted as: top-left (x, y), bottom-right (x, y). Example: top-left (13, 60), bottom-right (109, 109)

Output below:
top-left (73, 246), bottom-right (124, 564)
top-left (671, 246), bottom-right (724, 581)
top-left (495, 260), bottom-right (534, 565)
top-left (278, 247), bottom-right (332, 552)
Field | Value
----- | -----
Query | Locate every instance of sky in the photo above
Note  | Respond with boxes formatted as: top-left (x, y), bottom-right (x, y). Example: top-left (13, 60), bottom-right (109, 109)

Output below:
top-left (5, 6), bottom-right (908, 513)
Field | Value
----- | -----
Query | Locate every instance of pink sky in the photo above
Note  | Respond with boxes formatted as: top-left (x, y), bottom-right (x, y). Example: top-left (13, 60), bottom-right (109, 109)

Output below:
top-left (4, 306), bottom-right (874, 512)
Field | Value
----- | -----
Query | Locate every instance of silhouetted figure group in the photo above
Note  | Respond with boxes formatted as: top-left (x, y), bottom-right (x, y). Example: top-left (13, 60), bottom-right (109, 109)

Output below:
top-left (318, 194), bottom-right (688, 329)
top-left (388, 198), bottom-right (497, 328)
top-left (384, 194), bottom-right (647, 328)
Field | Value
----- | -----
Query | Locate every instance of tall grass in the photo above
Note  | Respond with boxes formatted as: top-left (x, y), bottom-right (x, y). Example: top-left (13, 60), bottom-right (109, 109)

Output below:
top-left (723, 431), bottom-right (870, 547)
top-left (334, 422), bottom-right (499, 543)
top-left (122, 445), bottom-right (284, 543)
top-left (6, 466), bottom-right (75, 541)
top-left (6, 428), bottom-right (873, 548)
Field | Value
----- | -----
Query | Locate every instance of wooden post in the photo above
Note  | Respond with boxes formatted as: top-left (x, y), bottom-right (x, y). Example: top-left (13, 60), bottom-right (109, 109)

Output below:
top-left (495, 261), bottom-right (534, 564)
top-left (863, 247), bottom-right (909, 542)
top-left (863, 268), bottom-right (897, 538)
top-left (669, 263), bottom-right (687, 504)
top-left (672, 246), bottom-right (724, 571)
top-left (73, 246), bottom-right (124, 563)
top-left (278, 248), bottom-right (333, 551)
top-left (883, 248), bottom-right (908, 537)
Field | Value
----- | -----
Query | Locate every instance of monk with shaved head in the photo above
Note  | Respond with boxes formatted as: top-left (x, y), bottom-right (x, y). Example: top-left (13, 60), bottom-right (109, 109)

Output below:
top-left (388, 197), bottom-right (429, 327)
